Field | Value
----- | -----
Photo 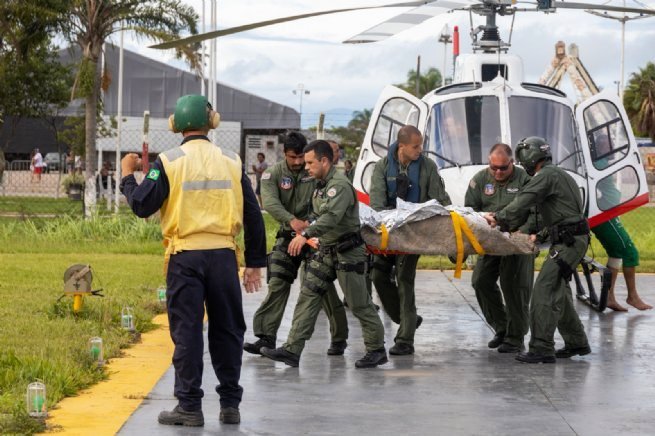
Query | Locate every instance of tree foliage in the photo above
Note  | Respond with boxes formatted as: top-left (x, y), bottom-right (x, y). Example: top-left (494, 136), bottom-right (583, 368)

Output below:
top-left (0, 1), bottom-right (72, 150)
top-left (394, 67), bottom-right (443, 97)
top-left (624, 62), bottom-right (655, 141)
top-left (328, 108), bottom-right (372, 160)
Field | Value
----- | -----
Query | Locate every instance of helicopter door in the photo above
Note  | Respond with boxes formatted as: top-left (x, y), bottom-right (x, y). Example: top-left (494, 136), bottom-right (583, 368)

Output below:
top-left (353, 85), bottom-right (429, 202)
top-left (575, 90), bottom-right (649, 227)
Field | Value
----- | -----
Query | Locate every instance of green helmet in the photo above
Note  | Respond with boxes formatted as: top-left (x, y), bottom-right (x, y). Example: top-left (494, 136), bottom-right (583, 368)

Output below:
top-left (515, 136), bottom-right (552, 175)
top-left (171, 95), bottom-right (211, 132)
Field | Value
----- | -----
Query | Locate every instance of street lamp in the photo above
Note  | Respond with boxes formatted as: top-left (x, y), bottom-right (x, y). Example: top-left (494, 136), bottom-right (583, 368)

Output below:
top-left (439, 25), bottom-right (452, 88)
top-left (293, 83), bottom-right (310, 128)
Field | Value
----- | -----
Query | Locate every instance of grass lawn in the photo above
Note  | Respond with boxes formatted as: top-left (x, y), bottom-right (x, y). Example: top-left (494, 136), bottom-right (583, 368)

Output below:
top-left (0, 206), bottom-right (653, 433)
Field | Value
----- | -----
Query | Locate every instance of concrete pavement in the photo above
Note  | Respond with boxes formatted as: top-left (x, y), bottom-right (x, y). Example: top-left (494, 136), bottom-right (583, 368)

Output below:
top-left (118, 270), bottom-right (655, 435)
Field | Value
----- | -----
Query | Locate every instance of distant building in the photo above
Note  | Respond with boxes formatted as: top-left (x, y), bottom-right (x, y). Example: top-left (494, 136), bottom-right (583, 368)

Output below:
top-left (1, 43), bottom-right (299, 172)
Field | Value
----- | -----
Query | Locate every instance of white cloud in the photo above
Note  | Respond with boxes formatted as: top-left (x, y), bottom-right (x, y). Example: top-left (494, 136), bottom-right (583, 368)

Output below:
top-left (127, 1), bottom-right (655, 126)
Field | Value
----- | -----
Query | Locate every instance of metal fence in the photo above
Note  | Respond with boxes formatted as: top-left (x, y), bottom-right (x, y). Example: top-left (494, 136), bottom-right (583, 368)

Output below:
top-left (0, 126), bottom-right (243, 218)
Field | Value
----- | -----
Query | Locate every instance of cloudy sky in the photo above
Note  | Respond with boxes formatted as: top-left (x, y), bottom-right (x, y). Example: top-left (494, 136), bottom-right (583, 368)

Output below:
top-left (123, 0), bottom-right (655, 127)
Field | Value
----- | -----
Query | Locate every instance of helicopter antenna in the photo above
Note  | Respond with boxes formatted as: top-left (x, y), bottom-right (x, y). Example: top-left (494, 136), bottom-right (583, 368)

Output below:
top-left (508, 10), bottom-right (516, 46)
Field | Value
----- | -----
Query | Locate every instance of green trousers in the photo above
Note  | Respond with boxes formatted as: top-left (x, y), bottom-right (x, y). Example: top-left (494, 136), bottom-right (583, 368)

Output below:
top-left (471, 254), bottom-right (533, 346)
top-left (371, 254), bottom-right (419, 346)
top-left (529, 235), bottom-right (589, 355)
top-left (284, 244), bottom-right (384, 356)
top-left (252, 237), bottom-right (348, 343)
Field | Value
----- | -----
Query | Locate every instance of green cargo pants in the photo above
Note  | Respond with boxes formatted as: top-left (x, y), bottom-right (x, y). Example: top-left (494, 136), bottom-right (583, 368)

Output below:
top-left (471, 254), bottom-right (533, 347)
top-left (284, 244), bottom-right (385, 356)
top-left (252, 237), bottom-right (348, 343)
top-left (529, 235), bottom-right (589, 355)
top-left (371, 254), bottom-right (419, 346)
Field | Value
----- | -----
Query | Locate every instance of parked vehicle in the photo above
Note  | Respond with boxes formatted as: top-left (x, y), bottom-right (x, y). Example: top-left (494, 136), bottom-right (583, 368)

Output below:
top-left (44, 152), bottom-right (66, 172)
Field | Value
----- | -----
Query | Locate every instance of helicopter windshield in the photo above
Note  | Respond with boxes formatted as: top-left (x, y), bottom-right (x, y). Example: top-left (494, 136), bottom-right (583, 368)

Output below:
top-left (508, 96), bottom-right (580, 172)
top-left (428, 96), bottom-right (501, 168)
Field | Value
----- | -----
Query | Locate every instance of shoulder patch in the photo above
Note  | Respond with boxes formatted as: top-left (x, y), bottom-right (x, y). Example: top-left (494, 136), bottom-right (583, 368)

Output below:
top-left (327, 187), bottom-right (337, 198)
top-left (146, 169), bottom-right (161, 181)
top-left (469, 179), bottom-right (476, 189)
top-left (280, 176), bottom-right (293, 190)
top-left (261, 172), bottom-right (272, 180)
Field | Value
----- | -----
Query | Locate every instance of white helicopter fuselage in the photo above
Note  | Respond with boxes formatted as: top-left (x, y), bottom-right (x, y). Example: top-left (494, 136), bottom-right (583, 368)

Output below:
top-left (353, 53), bottom-right (648, 227)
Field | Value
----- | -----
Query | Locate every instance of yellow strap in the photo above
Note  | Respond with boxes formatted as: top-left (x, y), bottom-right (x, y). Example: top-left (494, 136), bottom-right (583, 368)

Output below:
top-left (379, 223), bottom-right (389, 250)
top-left (457, 214), bottom-right (486, 256)
top-left (449, 211), bottom-right (464, 278)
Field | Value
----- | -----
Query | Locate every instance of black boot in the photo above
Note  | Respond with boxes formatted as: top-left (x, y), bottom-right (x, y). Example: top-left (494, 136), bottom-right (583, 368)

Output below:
top-left (389, 342), bottom-right (415, 355)
top-left (260, 346), bottom-right (300, 367)
top-left (416, 315), bottom-right (423, 329)
top-left (243, 336), bottom-right (275, 355)
top-left (555, 344), bottom-right (591, 358)
top-left (158, 405), bottom-right (204, 426)
top-left (515, 351), bottom-right (556, 364)
top-left (355, 348), bottom-right (388, 368)
top-left (219, 407), bottom-right (240, 424)
top-left (487, 333), bottom-right (505, 349)
top-left (327, 340), bottom-right (348, 356)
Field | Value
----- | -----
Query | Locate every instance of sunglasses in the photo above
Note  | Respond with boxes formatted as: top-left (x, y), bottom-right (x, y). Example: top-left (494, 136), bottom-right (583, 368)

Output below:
top-left (490, 164), bottom-right (511, 172)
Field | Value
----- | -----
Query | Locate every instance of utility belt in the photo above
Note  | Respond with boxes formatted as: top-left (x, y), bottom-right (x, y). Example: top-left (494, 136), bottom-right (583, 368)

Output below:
top-left (549, 220), bottom-right (589, 247)
top-left (319, 231), bottom-right (364, 255)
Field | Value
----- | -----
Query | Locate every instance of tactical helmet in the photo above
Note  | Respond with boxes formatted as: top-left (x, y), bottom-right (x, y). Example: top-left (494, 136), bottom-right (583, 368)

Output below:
top-left (168, 95), bottom-right (220, 133)
top-left (515, 136), bottom-right (552, 175)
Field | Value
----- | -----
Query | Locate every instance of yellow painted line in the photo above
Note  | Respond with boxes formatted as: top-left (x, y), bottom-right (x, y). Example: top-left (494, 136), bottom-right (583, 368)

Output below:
top-left (45, 314), bottom-right (173, 435)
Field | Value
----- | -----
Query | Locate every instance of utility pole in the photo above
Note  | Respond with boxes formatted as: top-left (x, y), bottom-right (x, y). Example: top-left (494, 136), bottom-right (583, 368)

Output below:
top-left (293, 84), bottom-right (310, 128)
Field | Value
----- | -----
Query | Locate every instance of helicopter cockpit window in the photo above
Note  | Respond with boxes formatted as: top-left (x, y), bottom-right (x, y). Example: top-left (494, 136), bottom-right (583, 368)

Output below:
top-left (582, 100), bottom-right (630, 171)
top-left (371, 97), bottom-right (420, 157)
top-left (428, 96), bottom-right (501, 168)
top-left (508, 96), bottom-right (580, 173)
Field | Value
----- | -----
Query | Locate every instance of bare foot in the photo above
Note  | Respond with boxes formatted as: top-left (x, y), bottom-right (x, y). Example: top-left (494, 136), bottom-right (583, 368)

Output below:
top-left (607, 301), bottom-right (628, 312)
top-left (626, 297), bottom-right (653, 311)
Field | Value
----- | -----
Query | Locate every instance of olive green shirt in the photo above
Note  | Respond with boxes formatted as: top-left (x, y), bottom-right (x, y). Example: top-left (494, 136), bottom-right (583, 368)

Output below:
top-left (304, 166), bottom-right (360, 245)
top-left (261, 159), bottom-right (315, 230)
top-left (369, 155), bottom-right (451, 211)
top-left (496, 163), bottom-right (584, 231)
top-left (465, 165), bottom-right (537, 234)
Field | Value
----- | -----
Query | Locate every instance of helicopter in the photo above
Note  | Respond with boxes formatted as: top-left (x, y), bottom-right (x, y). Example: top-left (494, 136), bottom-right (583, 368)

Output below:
top-left (153, 0), bottom-right (655, 310)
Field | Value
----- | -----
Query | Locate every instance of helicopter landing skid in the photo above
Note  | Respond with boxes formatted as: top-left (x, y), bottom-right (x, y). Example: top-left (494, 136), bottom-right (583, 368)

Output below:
top-left (574, 256), bottom-right (610, 312)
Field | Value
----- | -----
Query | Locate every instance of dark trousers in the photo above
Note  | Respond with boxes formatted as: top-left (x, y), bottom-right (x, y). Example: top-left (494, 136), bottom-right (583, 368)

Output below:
top-left (166, 249), bottom-right (245, 411)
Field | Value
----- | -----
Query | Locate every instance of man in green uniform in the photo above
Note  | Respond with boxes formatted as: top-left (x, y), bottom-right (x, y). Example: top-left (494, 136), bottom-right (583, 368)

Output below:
top-left (369, 125), bottom-right (451, 355)
top-left (486, 137), bottom-right (591, 363)
top-left (243, 132), bottom-right (349, 356)
top-left (465, 143), bottom-right (535, 354)
top-left (261, 140), bottom-right (387, 368)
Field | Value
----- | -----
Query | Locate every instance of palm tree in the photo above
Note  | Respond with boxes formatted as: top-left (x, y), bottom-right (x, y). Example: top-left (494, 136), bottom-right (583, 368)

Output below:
top-left (58, 0), bottom-right (199, 206)
top-left (394, 67), bottom-right (443, 97)
top-left (624, 62), bottom-right (655, 141)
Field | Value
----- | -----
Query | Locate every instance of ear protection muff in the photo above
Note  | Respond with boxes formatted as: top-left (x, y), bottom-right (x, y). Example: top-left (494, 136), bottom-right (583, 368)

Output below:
top-left (209, 111), bottom-right (220, 129)
top-left (168, 115), bottom-right (180, 133)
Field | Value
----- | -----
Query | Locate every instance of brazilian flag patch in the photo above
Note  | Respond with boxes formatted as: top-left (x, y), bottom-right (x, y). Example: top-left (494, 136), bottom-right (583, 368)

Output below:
top-left (146, 169), bottom-right (160, 181)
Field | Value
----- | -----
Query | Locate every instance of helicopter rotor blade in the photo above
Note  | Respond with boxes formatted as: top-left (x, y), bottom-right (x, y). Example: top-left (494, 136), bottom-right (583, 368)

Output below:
top-left (552, 1), bottom-right (655, 15)
top-left (149, 1), bottom-right (434, 50)
top-left (343, 0), bottom-right (476, 44)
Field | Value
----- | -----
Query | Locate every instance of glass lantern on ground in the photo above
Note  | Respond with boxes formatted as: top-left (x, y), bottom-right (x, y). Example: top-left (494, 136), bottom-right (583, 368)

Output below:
top-left (27, 381), bottom-right (47, 418)
top-left (89, 337), bottom-right (104, 366)
top-left (121, 306), bottom-right (135, 332)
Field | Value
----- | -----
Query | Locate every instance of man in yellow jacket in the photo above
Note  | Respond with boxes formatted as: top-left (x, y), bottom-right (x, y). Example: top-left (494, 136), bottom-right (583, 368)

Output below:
top-left (120, 94), bottom-right (266, 427)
